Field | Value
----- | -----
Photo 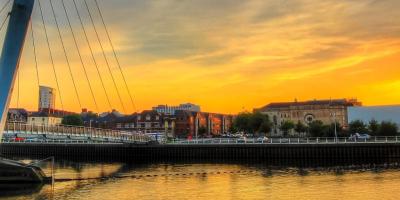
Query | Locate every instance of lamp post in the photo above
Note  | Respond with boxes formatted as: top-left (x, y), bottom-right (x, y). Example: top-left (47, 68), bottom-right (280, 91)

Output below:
top-left (331, 112), bottom-right (338, 142)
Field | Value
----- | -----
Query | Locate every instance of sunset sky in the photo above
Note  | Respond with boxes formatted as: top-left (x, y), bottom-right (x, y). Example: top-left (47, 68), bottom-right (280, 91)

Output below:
top-left (3, 0), bottom-right (400, 114)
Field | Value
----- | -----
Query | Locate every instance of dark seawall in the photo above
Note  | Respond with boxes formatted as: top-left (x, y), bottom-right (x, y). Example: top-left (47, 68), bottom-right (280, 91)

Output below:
top-left (2, 143), bottom-right (400, 167)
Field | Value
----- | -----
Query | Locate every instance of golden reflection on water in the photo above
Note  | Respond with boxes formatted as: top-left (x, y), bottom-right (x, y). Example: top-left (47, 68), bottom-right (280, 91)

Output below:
top-left (3, 164), bottom-right (400, 200)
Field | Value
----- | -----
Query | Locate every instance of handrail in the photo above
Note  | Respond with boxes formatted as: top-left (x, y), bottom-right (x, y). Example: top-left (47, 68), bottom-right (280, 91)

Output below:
top-left (3, 122), bottom-right (153, 143)
top-left (168, 136), bottom-right (400, 145)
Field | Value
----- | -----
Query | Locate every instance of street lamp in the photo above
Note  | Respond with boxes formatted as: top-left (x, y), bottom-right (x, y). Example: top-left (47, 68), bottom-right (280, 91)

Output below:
top-left (331, 112), bottom-right (338, 142)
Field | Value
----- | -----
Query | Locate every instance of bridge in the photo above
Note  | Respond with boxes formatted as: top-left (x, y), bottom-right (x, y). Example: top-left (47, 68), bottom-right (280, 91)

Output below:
top-left (0, 0), bottom-right (146, 144)
top-left (2, 122), bottom-right (152, 144)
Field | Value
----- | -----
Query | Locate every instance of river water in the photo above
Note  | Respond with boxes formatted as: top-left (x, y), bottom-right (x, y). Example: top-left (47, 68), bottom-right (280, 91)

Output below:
top-left (1, 161), bottom-right (400, 200)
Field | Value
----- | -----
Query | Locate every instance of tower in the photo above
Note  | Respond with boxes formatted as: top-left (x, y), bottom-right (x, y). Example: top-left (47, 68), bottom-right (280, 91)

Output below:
top-left (0, 0), bottom-right (35, 140)
top-left (39, 86), bottom-right (56, 111)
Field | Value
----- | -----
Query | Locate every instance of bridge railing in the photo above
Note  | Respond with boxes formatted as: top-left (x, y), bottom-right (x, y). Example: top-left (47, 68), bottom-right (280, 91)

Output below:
top-left (169, 136), bottom-right (400, 145)
top-left (3, 122), bottom-right (153, 143)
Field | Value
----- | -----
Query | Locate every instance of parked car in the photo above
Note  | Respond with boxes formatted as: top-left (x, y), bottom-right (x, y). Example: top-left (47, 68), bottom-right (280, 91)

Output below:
top-left (237, 137), bottom-right (247, 143)
top-left (349, 133), bottom-right (371, 140)
top-left (256, 137), bottom-right (269, 143)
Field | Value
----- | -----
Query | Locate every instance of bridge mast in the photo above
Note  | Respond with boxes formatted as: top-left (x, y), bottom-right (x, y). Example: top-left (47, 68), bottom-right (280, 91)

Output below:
top-left (0, 0), bottom-right (35, 140)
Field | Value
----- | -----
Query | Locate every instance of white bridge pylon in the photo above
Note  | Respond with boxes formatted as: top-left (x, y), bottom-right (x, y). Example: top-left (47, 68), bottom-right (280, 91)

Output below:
top-left (0, 0), bottom-right (35, 141)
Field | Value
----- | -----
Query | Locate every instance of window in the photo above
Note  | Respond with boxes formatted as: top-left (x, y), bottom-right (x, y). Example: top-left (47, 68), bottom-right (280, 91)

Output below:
top-left (156, 116), bottom-right (159, 120)
top-left (146, 115), bottom-right (151, 121)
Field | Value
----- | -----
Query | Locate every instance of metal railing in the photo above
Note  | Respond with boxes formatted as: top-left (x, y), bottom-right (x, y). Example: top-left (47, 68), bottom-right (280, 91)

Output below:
top-left (2, 122), bottom-right (153, 143)
top-left (1, 137), bottom-right (124, 144)
top-left (169, 136), bottom-right (400, 145)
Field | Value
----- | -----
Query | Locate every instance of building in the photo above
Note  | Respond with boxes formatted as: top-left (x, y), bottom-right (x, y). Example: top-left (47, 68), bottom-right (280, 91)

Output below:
top-left (39, 86), bottom-right (56, 110)
top-left (89, 110), bottom-right (175, 137)
top-left (27, 108), bottom-right (75, 126)
top-left (7, 108), bottom-right (28, 123)
top-left (174, 111), bottom-right (233, 138)
top-left (152, 103), bottom-right (200, 115)
top-left (348, 105), bottom-right (400, 128)
top-left (256, 99), bottom-right (362, 136)
top-left (84, 109), bottom-right (233, 139)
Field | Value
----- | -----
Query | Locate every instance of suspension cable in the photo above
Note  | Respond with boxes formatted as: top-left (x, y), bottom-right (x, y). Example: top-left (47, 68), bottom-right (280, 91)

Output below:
top-left (49, 0), bottom-right (82, 110)
top-left (30, 22), bottom-right (40, 87)
top-left (72, 0), bottom-right (112, 111)
top-left (0, 0), bottom-right (11, 16)
top-left (17, 70), bottom-right (19, 108)
top-left (94, 0), bottom-right (137, 112)
top-left (0, 13), bottom-right (10, 32)
top-left (60, 0), bottom-right (99, 113)
top-left (82, 0), bottom-right (126, 113)
top-left (37, 0), bottom-right (64, 111)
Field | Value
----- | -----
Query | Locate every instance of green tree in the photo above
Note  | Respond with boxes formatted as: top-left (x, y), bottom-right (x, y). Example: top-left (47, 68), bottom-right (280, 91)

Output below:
top-left (349, 120), bottom-right (368, 134)
top-left (378, 121), bottom-right (398, 136)
top-left (368, 119), bottom-right (380, 136)
top-left (249, 112), bottom-right (265, 133)
top-left (280, 121), bottom-right (295, 137)
top-left (323, 123), bottom-right (343, 137)
top-left (294, 121), bottom-right (307, 134)
top-left (233, 112), bottom-right (271, 135)
top-left (249, 112), bottom-right (271, 134)
top-left (62, 114), bottom-right (83, 126)
top-left (308, 120), bottom-right (325, 137)
top-left (259, 121), bottom-right (272, 134)
top-left (233, 112), bottom-right (251, 132)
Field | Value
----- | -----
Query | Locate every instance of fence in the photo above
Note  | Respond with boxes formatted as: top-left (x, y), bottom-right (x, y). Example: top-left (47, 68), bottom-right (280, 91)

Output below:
top-left (2, 122), bottom-right (153, 143)
top-left (169, 136), bottom-right (400, 145)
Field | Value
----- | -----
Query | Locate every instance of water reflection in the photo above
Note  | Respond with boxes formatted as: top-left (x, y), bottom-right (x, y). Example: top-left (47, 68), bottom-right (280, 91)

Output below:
top-left (2, 161), bottom-right (400, 200)
top-left (0, 184), bottom-right (43, 197)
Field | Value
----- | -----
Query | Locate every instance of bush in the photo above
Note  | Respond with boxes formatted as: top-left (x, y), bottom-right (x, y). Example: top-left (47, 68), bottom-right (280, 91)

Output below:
top-left (280, 121), bottom-right (294, 137)
top-left (62, 114), bottom-right (83, 126)
top-left (378, 121), bottom-right (398, 136)
top-left (308, 120), bottom-right (325, 137)
top-left (349, 120), bottom-right (368, 134)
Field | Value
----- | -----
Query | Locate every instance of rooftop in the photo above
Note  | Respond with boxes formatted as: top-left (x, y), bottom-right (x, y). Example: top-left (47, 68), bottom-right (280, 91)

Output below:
top-left (257, 99), bottom-right (362, 111)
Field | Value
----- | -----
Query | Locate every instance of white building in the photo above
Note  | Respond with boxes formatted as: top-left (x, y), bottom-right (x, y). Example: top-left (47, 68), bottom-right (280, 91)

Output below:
top-left (152, 103), bottom-right (201, 115)
top-left (27, 115), bottom-right (62, 126)
top-left (39, 86), bottom-right (56, 110)
top-left (348, 105), bottom-right (400, 128)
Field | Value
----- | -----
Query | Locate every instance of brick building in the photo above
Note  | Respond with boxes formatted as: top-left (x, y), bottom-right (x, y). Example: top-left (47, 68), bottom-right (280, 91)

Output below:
top-left (84, 110), bottom-right (233, 139)
top-left (255, 98), bottom-right (362, 136)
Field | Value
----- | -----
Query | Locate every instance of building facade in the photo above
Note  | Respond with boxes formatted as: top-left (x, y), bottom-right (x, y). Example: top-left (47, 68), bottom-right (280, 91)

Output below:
top-left (256, 99), bottom-right (362, 136)
top-left (85, 110), bottom-right (233, 139)
top-left (152, 103), bottom-right (201, 115)
top-left (174, 111), bottom-right (233, 138)
top-left (27, 108), bottom-right (75, 126)
top-left (39, 86), bottom-right (56, 110)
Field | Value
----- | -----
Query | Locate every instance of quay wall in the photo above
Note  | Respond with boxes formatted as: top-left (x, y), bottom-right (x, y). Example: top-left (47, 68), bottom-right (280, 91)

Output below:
top-left (1, 143), bottom-right (400, 167)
